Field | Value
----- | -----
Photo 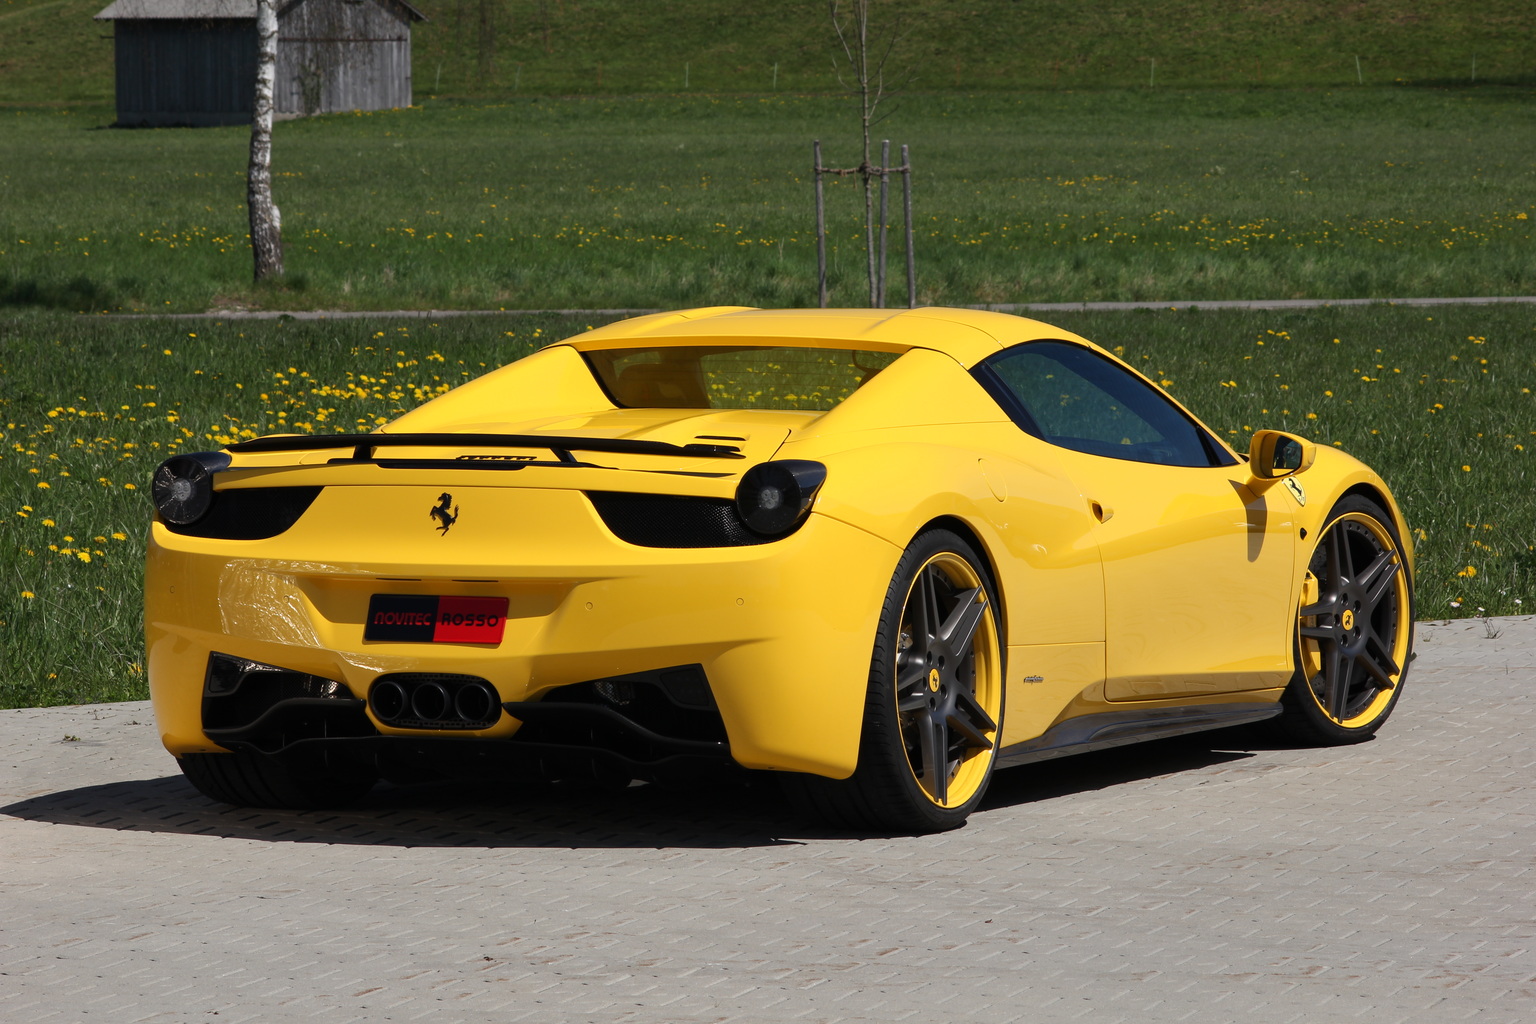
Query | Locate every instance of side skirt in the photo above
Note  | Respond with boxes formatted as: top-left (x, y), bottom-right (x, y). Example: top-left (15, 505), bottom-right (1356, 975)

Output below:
top-left (996, 702), bottom-right (1282, 769)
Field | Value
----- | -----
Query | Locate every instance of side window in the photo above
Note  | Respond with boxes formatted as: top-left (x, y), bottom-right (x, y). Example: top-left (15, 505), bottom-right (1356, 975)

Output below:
top-left (980, 341), bottom-right (1227, 467)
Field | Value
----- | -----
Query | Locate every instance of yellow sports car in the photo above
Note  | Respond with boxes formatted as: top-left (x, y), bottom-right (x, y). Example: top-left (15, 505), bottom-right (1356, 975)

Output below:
top-left (146, 307), bottom-right (1414, 832)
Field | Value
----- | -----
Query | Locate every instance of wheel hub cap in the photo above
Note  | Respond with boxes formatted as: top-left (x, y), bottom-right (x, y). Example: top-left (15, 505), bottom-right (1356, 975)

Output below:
top-left (1341, 608), bottom-right (1355, 631)
top-left (928, 667), bottom-right (941, 692)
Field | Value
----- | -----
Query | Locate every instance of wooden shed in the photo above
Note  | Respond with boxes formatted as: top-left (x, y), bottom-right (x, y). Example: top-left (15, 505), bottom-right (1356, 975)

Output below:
top-left (94, 0), bottom-right (426, 127)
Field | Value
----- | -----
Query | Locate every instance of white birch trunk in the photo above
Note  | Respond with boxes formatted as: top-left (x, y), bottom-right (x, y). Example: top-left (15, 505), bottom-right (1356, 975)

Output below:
top-left (832, 0), bottom-right (881, 306)
top-left (248, 0), bottom-right (283, 281)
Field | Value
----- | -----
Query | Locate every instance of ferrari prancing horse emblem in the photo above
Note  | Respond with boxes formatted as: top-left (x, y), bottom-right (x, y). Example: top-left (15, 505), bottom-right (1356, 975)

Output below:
top-left (1283, 475), bottom-right (1307, 506)
top-left (430, 492), bottom-right (459, 535)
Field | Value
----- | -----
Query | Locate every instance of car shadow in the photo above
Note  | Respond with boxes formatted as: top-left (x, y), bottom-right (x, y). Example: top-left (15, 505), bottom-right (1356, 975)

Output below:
top-left (0, 772), bottom-right (815, 849)
top-left (981, 733), bottom-right (1264, 810)
top-left (3, 733), bottom-right (1279, 849)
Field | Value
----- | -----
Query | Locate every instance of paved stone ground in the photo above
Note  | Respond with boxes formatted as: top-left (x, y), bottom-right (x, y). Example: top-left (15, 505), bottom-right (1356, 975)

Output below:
top-left (2, 617), bottom-right (1532, 1023)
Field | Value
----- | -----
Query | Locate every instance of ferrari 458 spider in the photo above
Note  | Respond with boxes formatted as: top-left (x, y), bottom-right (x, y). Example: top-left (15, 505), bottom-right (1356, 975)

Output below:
top-left (146, 307), bottom-right (1414, 832)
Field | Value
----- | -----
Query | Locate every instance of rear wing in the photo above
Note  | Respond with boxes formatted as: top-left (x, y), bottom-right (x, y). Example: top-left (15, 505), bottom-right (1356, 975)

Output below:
top-left (226, 432), bottom-right (745, 470)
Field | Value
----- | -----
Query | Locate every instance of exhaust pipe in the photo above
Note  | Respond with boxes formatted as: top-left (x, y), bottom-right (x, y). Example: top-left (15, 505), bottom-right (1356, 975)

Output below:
top-left (454, 681), bottom-right (497, 723)
top-left (410, 682), bottom-right (450, 722)
top-left (369, 675), bottom-right (500, 729)
top-left (370, 680), bottom-right (408, 722)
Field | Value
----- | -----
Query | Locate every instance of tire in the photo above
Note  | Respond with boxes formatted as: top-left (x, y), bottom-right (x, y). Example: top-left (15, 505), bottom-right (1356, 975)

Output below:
top-left (784, 529), bottom-right (1005, 833)
top-left (179, 751), bottom-right (377, 810)
top-left (1273, 495), bottom-right (1414, 744)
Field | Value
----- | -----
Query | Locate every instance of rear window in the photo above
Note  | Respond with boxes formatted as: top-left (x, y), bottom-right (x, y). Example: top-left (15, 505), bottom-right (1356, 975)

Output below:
top-left (584, 345), bottom-right (902, 411)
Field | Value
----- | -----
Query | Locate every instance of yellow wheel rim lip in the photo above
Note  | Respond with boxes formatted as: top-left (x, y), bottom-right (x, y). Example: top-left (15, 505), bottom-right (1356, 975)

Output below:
top-left (1298, 511), bottom-right (1412, 728)
top-left (896, 551), bottom-right (1003, 809)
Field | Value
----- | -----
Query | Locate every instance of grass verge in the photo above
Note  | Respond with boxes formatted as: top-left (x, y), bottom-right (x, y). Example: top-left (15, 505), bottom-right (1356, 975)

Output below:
top-left (3, 89), bottom-right (1534, 313)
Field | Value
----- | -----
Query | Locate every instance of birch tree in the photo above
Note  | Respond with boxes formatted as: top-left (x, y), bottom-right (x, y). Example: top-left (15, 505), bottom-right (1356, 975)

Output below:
top-left (829, 0), bottom-right (906, 305)
top-left (248, 0), bottom-right (283, 281)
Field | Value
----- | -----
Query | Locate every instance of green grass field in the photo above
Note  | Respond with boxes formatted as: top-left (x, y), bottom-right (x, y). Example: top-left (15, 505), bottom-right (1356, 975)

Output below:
top-left (3, 305), bottom-right (1532, 708)
top-left (2, 2), bottom-right (1533, 707)
top-left (4, 89), bottom-right (1535, 313)
top-left (3, 0), bottom-right (1532, 105)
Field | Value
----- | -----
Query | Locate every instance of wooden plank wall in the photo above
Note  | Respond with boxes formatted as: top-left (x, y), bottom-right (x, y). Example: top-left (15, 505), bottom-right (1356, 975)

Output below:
top-left (111, 2), bottom-right (414, 127)
top-left (114, 20), bottom-right (257, 126)
top-left (277, 0), bottom-right (413, 115)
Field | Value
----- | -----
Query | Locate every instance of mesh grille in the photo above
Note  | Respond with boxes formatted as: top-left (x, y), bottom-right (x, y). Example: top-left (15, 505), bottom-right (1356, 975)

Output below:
top-left (168, 486), bottom-right (322, 540)
top-left (586, 491), bottom-right (770, 548)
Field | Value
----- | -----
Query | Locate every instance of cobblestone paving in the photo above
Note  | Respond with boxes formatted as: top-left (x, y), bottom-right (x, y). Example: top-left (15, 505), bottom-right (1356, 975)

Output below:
top-left (2, 617), bottom-right (1532, 1023)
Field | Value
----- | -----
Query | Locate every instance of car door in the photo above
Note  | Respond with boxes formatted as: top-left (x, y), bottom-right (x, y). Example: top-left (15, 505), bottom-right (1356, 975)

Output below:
top-left (976, 340), bottom-right (1298, 701)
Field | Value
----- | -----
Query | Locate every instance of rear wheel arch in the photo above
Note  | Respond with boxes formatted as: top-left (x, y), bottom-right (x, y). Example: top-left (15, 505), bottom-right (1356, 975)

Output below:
top-left (914, 515), bottom-right (1008, 648)
top-left (782, 525), bottom-right (1007, 833)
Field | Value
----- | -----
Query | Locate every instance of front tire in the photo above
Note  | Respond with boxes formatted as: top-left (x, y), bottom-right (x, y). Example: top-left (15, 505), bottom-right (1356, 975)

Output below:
top-left (785, 529), bottom-right (1004, 833)
top-left (1275, 495), bottom-right (1414, 744)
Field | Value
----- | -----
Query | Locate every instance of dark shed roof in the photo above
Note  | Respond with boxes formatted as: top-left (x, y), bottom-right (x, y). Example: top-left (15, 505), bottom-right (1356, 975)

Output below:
top-left (95, 0), bottom-right (426, 21)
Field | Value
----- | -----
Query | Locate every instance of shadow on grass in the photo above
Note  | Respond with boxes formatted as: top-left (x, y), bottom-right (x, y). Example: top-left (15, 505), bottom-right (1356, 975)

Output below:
top-left (0, 731), bottom-right (1291, 849)
top-left (0, 274), bottom-right (116, 311)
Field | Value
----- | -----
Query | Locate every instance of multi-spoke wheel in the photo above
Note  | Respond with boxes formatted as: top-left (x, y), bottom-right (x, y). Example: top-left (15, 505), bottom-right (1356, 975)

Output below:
top-left (783, 529), bottom-right (1004, 833)
top-left (1277, 496), bottom-right (1414, 743)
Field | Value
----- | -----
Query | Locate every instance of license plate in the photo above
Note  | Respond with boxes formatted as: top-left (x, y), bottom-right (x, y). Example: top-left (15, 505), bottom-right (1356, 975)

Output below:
top-left (364, 594), bottom-right (509, 644)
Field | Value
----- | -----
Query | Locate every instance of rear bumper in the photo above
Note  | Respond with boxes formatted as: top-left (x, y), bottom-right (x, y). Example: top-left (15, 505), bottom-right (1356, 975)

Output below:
top-left (146, 488), bottom-right (899, 778)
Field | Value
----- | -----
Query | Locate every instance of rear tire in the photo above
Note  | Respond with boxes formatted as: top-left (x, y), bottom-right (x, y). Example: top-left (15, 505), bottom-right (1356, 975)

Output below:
top-left (179, 752), bottom-right (376, 810)
top-left (784, 529), bottom-right (1004, 834)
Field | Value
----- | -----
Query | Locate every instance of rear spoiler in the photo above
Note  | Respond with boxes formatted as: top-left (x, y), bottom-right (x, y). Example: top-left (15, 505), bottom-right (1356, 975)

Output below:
top-left (226, 432), bottom-right (745, 469)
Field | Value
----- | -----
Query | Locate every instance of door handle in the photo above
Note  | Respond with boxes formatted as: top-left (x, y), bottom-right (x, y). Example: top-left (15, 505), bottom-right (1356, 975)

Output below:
top-left (1089, 499), bottom-right (1114, 523)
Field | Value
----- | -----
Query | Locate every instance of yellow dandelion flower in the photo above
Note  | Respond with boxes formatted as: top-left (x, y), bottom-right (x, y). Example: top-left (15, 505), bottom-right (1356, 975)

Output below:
top-left (21, 591), bottom-right (35, 599)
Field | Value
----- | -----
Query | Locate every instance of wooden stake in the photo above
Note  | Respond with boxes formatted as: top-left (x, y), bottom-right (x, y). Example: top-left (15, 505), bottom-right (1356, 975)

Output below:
top-left (877, 139), bottom-right (890, 308)
top-left (814, 141), bottom-right (828, 309)
top-left (902, 145), bottom-right (915, 309)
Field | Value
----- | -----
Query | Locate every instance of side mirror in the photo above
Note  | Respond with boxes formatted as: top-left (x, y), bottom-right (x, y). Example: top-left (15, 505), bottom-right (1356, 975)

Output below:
top-left (1248, 430), bottom-right (1317, 480)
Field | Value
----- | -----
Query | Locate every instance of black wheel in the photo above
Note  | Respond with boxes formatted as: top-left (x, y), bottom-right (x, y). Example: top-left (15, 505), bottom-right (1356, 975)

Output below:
top-left (784, 529), bottom-right (1004, 833)
top-left (179, 752), bottom-right (377, 809)
top-left (1275, 496), bottom-right (1414, 744)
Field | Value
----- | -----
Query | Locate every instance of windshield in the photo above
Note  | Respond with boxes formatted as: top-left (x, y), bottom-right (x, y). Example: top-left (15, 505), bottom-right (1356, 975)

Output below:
top-left (583, 345), bottom-right (903, 411)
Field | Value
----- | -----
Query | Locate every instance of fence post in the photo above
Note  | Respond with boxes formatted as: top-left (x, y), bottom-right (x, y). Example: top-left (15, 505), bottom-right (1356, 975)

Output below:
top-left (814, 141), bottom-right (828, 309)
top-left (878, 140), bottom-right (891, 308)
top-left (902, 144), bottom-right (915, 309)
